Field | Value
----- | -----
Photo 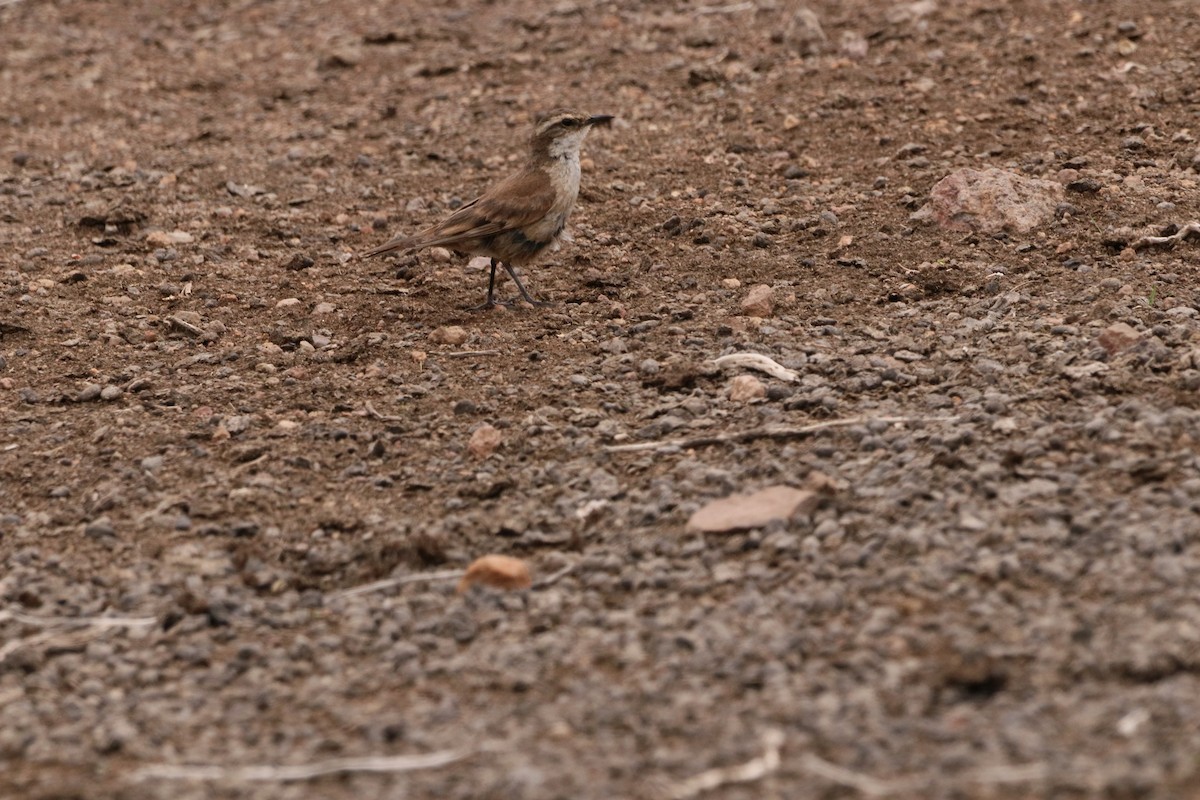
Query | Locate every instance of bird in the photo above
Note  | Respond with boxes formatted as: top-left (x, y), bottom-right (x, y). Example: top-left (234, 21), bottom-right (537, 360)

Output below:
top-left (363, 108), bottom-right (614, 309)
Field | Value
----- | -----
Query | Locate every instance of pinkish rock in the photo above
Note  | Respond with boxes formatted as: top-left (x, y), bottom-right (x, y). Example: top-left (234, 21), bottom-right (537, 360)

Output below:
top-left (429, 325), bottom-right (468, 345)
top-left (728, 374), bottom-right (767, 402)
top-left (467, 424), bottom-right (502, 458)
top-left (1096, 322), bottom-right (1142, 355)
top-left (687, 486), bottom-right (820, 533)
top-left (924, 168), bottom-right (1063, 235)
top-left (740, 284), bottom-right (774, 317)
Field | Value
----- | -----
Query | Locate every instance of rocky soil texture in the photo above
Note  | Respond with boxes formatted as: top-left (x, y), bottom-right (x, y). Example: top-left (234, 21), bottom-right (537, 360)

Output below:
top-left (2, 0), bottom-right (1200, 798)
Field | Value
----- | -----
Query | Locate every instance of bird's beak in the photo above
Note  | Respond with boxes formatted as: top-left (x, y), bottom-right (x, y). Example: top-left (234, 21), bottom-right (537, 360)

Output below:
top-left (586, 114), bottom-right (615, 127)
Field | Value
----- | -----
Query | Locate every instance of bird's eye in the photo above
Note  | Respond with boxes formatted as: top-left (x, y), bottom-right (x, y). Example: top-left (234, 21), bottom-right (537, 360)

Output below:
top-left (560, 118), bottom-right (579, 128)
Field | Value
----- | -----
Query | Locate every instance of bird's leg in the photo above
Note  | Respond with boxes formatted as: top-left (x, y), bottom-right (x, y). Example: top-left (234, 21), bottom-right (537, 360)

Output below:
top-left (502, 262), bottom-right (554, 307)
top-left (469, 258), bottom-right (512, 310)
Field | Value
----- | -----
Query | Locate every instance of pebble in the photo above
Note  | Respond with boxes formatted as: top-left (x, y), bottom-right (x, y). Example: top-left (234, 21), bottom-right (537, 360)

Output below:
top-left (687, 486), bottom-right (820, 533)
top-left (429, 326), bottom-right (469, 345)
top-left (740, 284), bottom-right (775, 317)
top-left (224, 415), bottom-right (253, 435)
top-left (84, 517), bottom-right (116, 538)
top-left (145, 230), bottom-right (194, 246)
top-left (1096, 322), bottom-right (1142, 355)
top-left (467, 424), bottom-right (502, 458)
top-left (728, 374), bottom-right (767, 402)
top-left (922, 167), bottom-right (1062, 234)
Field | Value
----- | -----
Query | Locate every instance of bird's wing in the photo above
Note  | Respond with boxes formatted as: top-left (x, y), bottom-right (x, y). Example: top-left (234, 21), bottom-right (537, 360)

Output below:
top-left (367, 169), bottom-right (557, 257)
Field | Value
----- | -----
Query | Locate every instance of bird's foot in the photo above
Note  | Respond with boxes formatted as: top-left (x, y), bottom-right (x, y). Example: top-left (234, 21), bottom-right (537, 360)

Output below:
top-left (467, 296), bottom-right (516, 311)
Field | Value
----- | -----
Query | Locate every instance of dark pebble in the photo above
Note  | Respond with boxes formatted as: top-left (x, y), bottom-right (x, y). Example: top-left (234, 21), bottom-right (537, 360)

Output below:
top-left (283, 254), bottom-right (315, 271)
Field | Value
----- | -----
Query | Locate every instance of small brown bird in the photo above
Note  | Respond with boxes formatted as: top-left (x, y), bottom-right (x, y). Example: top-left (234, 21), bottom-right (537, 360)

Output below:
top-left (364, 108), bottom-right (613, 309)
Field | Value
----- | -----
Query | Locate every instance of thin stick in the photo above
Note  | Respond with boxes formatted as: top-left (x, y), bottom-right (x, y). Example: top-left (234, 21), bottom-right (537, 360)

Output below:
top-left (1132, 221), bottom-right (1200, 249)
top-left (0, 629), bottom-right (59, 664)
top-left (801, 754), bottom-right (902, 797)
top-left (131, 748), bottom-right (473, 783)
top-left (329, 569), bottom-right (463, 600)
top-left (666, 730), bottom-right (783, 799)
top-left (713, 353), bottom-right (799, 382)
top-left (442, 350), bottom-right (501, 358)
top-left (231, 453), bottom-right (269, 474)
top-left (0, 611), bottom-right (158, 665)
top-left (0, 610), bottom-right (157, 629)
top-left (165, 316), bottom-right (203, 337)
top-left (696, 1), bottom-right (754, 14)
top-left (534, 561), bottom-right (578, 588)
top-left (963, 762), bottom-right (1051, 785)
top-left (605, 416), bottom-right (957, 454)
top-left (364, 400), bottom-right (405, 422)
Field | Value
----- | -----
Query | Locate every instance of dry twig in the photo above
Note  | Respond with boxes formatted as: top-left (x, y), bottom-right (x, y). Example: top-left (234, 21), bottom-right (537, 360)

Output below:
top-left (0, 609), bottom-right (157, 629)
top-left (0, 610), bottom-right (157, 665)
top-left (364, 400), bottom-right (405, 422)
top-left (605, 416), bottom-right (957, 454)
top-left (800, 753), bottom-right (1052, 796)
top-left (165, 315), bottom-right (203, 337)
top-left (713, 352), bottom-right (799, 382)
top-left (801, 754), bottom-right (903, 797)
top-left (665, 729), bottom-right (783, 799)
top-left (1131, 221), bottom-right (1200, 249)
top-left (442, 349), bottom-right (502, 358)
top-left (131, 749), bottom-right (474, 783)
top-left (534, 561), bottom-right (578, 588)
top-left (329, 569), bottom-right (463, 600)
top-left (695, 1), bottom-right (754, 14)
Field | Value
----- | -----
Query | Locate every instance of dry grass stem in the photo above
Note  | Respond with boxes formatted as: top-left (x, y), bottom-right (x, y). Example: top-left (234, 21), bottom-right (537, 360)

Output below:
top-left (131, 749), bottom-right (474, 783)
top-left (606, 417), bottom-right (958, 453)
top-left (329, 569), bottom-right (464, 600)
top-left (665, 730), bottom-right (783, 799)
top-left (1132, 221), bottom-right (1200, 249)
top-left (713, 352), bottom-right (799, 382)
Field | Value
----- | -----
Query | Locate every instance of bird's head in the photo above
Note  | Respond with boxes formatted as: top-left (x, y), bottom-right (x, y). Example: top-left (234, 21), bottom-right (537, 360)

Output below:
top-left (530, 109), bottom-right (614, 161)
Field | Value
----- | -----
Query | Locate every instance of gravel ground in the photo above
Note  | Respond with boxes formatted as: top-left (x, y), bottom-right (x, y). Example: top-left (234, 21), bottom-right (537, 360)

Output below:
top-left (2, 0), bottom-right (1200, 798)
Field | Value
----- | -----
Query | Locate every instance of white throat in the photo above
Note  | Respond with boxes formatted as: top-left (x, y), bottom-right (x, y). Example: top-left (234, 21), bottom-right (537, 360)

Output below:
top-left (547, 128), bottom-right (589, 161)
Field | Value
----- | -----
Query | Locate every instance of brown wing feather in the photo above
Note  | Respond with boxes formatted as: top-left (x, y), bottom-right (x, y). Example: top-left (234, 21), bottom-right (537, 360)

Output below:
top-left (364, 169), bottom-right (556, 258)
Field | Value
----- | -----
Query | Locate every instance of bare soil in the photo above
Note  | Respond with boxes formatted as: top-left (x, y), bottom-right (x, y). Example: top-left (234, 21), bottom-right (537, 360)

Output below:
top-left (3, 0), bottom-right (1200, 798)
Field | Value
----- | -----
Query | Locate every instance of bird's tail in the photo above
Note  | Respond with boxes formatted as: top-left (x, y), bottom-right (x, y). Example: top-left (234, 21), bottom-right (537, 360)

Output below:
top-left (361, 234), bottom-right (417, 259)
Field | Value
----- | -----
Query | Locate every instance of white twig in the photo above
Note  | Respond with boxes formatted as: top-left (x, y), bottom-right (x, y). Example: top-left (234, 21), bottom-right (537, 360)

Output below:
top-left (131, 749), bottom-right (474, 783)
top-left (800, 753), bottom-right (1051, 796)
top-left (0, 610), bottom-right (157, 629)
top-left (443, 350), bottom-right (501, 358)
top-left (534, 561), bottom-right (578, 588)
top-left (0, 610), bottom-right (158, 665)
top-left (605, 416), bottom-right (957, 454)
top-left (0, 629), bottom-right (59, 664)
top-left (329, 569), bottom-right (463, 600)
top-left (666, 730), bottom-right (783, 799)
top-left (364, 400), bottom-right (405, 422)
top-left (801, 754), bottom-right (903, 797)
top-left (1131, 221), bottom-right (1200, 249)
top-left (696, 1), bottom-right (753, 14)
top-left (713, 352), bottom-right (799, 382)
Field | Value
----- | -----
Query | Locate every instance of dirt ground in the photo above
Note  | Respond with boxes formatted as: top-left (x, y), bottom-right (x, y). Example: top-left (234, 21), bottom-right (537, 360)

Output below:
top-left (3, 0), bottom-right (1200, 797)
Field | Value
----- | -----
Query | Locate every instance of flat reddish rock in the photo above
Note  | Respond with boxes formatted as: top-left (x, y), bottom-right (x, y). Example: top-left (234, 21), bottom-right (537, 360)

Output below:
top-left (686, 486), bottom-right (819, 533)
